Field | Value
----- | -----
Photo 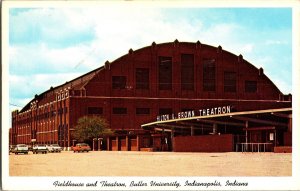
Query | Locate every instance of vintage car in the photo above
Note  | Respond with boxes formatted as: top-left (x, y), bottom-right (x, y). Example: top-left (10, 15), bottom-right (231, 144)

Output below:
top-left (72, 143), bottom-right (91, 153)
top-left (12, 144), bottom-right (29, 155)
top-left (33, 144), bottom-right (48, 154)
top-left (46, 144), bottom-right (62, 153)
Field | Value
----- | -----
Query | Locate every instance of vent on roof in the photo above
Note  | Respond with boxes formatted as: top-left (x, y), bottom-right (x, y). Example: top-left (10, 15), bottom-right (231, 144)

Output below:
top-left (152, 41), bottom-right (156, 47)
top-left (238, 54), bottom-right (243, 63)
top-left (259, 67), bottom-right (264, 76)
top-left (174, 39), bottom-right (179, 47)
top-left (104, 61), bottom-right (110, 70)
top-left (217, 45), bottom-right (222, 53)
top-left (128, 48), bottom-right (133, 54)
top-left (196, 40), bottom-right (201, 49)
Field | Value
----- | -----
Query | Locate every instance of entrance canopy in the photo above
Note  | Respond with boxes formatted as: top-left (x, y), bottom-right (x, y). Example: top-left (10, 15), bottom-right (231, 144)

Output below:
top-left (141, 108), bottom-right (292, 135)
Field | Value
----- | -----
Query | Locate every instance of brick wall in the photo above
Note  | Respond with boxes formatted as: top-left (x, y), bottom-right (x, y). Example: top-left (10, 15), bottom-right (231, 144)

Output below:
top-left (173, 134), bottom-right (234, 152)
top-left (284, 132), bottom-right (292, 146)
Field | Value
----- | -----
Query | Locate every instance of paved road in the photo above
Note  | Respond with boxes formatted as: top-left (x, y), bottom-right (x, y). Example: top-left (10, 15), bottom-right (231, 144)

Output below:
top-left (9, 151), bottom-right (292, 176)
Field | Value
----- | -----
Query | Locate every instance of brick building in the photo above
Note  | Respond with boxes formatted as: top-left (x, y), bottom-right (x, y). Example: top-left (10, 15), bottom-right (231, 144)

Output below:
top-left (10, 40), bottom-right (292, 152)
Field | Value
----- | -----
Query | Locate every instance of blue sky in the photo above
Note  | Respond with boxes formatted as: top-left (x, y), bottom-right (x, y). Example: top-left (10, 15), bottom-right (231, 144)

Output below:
top-left (8, 5), bottom-right (292, 112)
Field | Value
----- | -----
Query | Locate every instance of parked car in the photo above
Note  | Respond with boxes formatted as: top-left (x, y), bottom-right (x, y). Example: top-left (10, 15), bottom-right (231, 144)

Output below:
top-left (33, 144), bottom-right (48, 154)
top-left (72, 143), bottom-right (91, 153)
top-left (28, 145), bottom-right (33, 152)
top-left (47, 144), bottom-right (62, 153)
top-left (9, 145), bottom-right (16, 154)
top-left (12, 144), bottom-right (28, 155)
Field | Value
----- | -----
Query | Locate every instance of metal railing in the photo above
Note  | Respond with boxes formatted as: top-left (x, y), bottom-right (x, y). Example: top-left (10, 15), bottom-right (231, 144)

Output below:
top-left (236, 143), bottom-right (273, 152)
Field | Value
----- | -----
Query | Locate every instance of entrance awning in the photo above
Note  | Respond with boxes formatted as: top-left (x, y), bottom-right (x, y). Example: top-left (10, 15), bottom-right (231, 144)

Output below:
top-left (141, 108), bottom-right (292, 133)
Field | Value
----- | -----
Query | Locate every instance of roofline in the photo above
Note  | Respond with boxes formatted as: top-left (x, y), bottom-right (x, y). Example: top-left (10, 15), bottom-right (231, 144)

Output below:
top-left (20, 66), bottom-right (104, 112)
top-left (141, 107), bottom-right (292, 128)
top-left (19, 40), bottom-right (289, 112)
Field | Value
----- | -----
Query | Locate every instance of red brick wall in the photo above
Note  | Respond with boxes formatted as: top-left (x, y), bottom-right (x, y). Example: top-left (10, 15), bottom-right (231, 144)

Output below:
top-left (130, 139), bottom-right (137, 151)
top-left (152, 136), bottom-right (162, 151)
top-left (284, 132), bottom-right (292, 146)
top-left (12, 41), bottom-right (292, 146)
top-left (111, 140), bottom-right (118, 151)
top-left (120, 138), bottom-right (127, 151)
top-left (173, 134), bottom-right (234, 152)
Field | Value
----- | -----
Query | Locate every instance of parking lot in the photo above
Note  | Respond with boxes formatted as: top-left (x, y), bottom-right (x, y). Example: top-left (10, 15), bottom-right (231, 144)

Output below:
top-left (9, 151), bottom-right (292, 176)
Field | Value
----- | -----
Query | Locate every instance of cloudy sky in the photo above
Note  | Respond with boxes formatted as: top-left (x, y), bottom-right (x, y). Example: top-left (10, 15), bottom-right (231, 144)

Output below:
top-left (8, 3), bottom-right (292, 113)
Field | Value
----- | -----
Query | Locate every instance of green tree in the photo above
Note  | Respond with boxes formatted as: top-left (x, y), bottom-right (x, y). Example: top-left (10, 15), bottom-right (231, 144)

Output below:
top-left (73, 116), bottom-right (113, 142)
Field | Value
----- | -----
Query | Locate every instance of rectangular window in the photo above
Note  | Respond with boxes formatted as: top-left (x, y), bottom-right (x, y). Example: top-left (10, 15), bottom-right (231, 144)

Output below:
top-left (159, 108), bottom-right (173, 115)
top-left (136, 68), bottom-right (149, 89)
top-left (136, 108), bottom-right (150, 115)
top-left (203, 59), bottom-right (216, 91)
top-left (88, 107), bottom-right (103, 115)
top-left (113, 107), bottom-right (127, 114)
top-left (74, 90), bottom-right (81, 96)
top-left (181, 54), bottom-right (194, 90)
top-left (158, 56), bottom-right (172, 90)
top-left (224, 72), bottom-right (237, 92)
top-left (112, 76), bottom-right (126, 89)
top-left (245, 81), bottom-right (257, 93)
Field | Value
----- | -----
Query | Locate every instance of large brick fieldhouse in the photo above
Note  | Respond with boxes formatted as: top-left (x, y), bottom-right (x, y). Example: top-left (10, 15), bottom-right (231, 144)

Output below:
top-left (10, 40), bottom-right (292, 152)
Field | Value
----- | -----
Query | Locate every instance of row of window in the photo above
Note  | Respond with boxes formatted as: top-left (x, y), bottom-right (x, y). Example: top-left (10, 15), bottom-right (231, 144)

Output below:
top-left (87, 107), bottom-right (181, 115)
top-left (112, 54), bottom-right (257, 93)
top-left (15, 108), bottom-right (68, 124)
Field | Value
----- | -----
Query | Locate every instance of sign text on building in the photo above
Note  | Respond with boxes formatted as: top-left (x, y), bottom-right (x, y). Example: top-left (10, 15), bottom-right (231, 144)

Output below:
top-left (156, 105), bottom-right (232, 122)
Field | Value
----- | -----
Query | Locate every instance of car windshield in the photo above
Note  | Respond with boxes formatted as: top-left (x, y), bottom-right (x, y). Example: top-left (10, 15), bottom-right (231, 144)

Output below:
top-left (52, 144), bottom-right (60, 147)
top-left (17, 144), bottom-right (27, 147)
top-left (77, 143), bottom-right (88, 146)
top-left (38, 144), bottom-right (46, 147)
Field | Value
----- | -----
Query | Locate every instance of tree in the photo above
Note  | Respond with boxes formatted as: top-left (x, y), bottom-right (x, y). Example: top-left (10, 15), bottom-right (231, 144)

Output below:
top-left (73, 116), bottom-right (113, 142)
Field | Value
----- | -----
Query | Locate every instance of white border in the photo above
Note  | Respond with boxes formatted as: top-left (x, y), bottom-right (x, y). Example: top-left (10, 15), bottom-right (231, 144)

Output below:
top-left (2, 1), bottom-right (300, 190)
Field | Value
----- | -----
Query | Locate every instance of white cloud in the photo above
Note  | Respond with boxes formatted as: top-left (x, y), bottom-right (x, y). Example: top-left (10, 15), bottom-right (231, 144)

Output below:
top-left (10, 8), bottom-right (95, 45)
top-left (8, 6), bottom-right (292, 109)
top-left (9, 73), bottom-right (82, 100)
top-left (265, 40), bottom-right (288, 45)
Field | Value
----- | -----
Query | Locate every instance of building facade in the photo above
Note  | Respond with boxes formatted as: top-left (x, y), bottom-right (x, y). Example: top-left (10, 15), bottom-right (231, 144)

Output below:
top-left (10, 40), bottom-right (292, 152)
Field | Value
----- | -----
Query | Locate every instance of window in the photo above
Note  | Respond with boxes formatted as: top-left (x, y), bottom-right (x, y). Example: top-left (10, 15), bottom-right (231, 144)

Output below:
top-left (112, 76), bottom-right (126, 89)
top-left (136, 108), bottom-right (150, 115)
top-left (74, 90), bottom-right (81, 96)
top-left (245, 81), bottom-right (257, 93)
top-left (159, 108), bottom-right (173, 115)
top-left (158, 56), bottom-right (172, 90)
top-left (136, 68), bottom-right (149, 89)
top-left (181, 54), bottom-right (194, 90)
top-left (224, 72), bottom-right (237, 92)
top-left (113, 107), bottom-right (127, 114)
top-left (88, 107), bottom-right (103, 115)
top-left (203, 59), bottom-right (216, 91)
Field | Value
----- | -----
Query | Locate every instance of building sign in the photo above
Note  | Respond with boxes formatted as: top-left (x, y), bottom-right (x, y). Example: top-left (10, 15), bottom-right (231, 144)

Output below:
top-left (269, 133), bottom-right (274, 141)
top-left (156, 105), bottom-right (232, 122)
